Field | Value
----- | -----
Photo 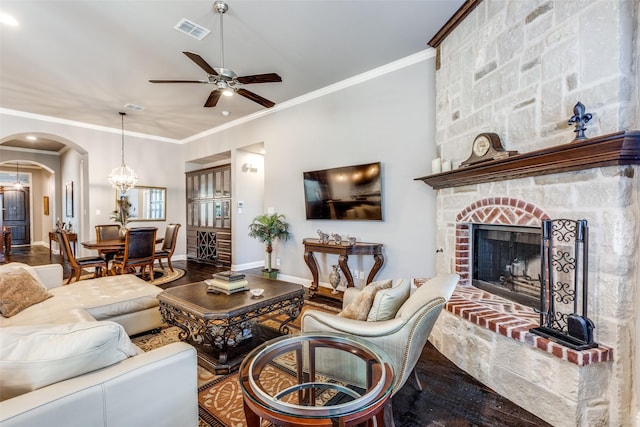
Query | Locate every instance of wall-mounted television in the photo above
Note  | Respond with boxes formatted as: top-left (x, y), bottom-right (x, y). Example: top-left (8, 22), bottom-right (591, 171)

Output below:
top-left (303, 162), bottom-right (382, 220)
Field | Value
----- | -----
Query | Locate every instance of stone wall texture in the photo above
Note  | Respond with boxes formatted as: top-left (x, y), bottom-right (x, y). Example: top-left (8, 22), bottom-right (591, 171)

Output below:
top-left (430, 1), bottom-right (640, 426)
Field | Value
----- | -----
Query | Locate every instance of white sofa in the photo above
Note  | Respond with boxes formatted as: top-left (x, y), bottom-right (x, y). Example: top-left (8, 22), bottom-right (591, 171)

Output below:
top-left (0, 263), bottom-right (164, 336)
top-left (0, 263), bottom-right (198, 427)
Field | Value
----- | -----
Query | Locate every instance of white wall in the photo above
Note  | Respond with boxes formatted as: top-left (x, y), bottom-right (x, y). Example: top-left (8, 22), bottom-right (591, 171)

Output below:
top-left (232, 149), bottom-right (265, 268)
top-left (184, 57), bottom-right (439, 285)
top-left (0, 114), bottom-right (186, 257)
top-left (1, 54), bottom-right (439, 284)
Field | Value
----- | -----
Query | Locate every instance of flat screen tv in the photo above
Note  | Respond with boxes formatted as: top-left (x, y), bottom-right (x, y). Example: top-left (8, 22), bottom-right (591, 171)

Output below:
top-left (303, 162), bottom-right (382, 220)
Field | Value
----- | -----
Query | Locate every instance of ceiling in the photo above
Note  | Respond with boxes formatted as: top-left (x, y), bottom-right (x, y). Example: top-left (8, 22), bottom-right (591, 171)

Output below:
top-left (0, 0), bottom-right (464, 147)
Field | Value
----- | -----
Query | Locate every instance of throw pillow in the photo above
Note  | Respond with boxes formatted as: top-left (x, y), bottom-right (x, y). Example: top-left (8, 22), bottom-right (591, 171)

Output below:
top-left (366, 279), bottom-right (411, 322)
top-left (0, 321), bottom-right (139, 401)
top-left (0, 262), bottom-right (47, 289)
top-left (338, 279), bottom-right (392, 320)
top-left (0, 268), bottom-right (52, 317)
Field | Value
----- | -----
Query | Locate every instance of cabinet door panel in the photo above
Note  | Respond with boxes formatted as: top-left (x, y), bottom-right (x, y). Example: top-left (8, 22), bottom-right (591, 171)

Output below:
top-left (186, 165), bottom-right (232, 266)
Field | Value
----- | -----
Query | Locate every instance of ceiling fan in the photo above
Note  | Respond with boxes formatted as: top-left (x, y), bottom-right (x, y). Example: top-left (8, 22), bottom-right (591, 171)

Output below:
top-left (149, 1), bottom-right (281, 109)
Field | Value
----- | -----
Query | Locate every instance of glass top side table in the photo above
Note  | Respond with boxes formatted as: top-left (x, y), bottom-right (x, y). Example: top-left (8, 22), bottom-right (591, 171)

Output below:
top-left (239, 332), bottom-right (395, 426)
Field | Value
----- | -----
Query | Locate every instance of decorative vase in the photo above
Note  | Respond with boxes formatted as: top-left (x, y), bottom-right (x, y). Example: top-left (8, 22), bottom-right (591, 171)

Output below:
top-left (262, 269), bottom-right (279, 280)
top-left (329, 265), bottom-right (341, 294)
top-left (119, 226), bottom-right (127, 239)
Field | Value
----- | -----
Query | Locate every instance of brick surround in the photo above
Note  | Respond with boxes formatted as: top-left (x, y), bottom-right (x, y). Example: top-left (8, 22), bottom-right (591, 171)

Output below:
top-left (428, 197), bottom-right (613, 366)
top-left (454, 197), bottom-right (549, 285)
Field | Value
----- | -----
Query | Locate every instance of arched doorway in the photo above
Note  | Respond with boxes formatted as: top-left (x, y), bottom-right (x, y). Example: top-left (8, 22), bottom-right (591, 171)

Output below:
top-left (1, 132), bottom-right (85, 248)
top-left (0, 160), bottom-right (55, 247)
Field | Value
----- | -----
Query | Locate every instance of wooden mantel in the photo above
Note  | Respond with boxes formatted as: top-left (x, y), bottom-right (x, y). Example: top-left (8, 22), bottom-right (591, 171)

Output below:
top-left (415, 130), bottom-right (640, 190)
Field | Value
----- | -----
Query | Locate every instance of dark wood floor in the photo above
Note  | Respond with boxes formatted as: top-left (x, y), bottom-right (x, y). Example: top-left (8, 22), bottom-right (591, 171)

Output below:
top-left (3, 245), bottom-right (550, 427)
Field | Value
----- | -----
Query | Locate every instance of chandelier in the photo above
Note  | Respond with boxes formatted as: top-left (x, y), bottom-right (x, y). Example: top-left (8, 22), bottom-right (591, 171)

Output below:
top-left (14, 162), bottom-right (23, 190)
top-left (108, 112), bottom-right (138, 194)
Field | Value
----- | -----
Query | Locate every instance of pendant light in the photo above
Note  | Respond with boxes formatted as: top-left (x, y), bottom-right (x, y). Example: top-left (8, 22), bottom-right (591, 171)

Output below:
top-left (14, 162), bottom-right (23, 190)
top-left (108, 112), bottom-right (138, 194)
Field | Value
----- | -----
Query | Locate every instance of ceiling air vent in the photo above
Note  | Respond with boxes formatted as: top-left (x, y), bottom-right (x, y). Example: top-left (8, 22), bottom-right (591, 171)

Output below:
top-left (124, 103), bottom-right (145, 111)
top-left (174, 18), bottom-right (211, 40)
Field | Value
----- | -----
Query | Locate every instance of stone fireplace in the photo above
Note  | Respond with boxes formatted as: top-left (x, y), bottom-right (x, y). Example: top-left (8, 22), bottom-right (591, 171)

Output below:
top-left (421, 1), bottom-right (640, 426)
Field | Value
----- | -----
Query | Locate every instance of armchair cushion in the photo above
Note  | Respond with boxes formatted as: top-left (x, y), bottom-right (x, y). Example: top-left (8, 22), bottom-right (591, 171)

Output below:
top-left (0, 267), bottom-right (52, 317)
top-left (367, 279), bottom-right (411, 322)
top-left (338, 279), bottom-right (392, 320)
top-left (0, 321), bottom-right (139, 401)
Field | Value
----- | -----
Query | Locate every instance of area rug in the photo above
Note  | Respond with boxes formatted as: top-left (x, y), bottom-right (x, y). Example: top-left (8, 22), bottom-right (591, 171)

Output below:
top-left (131, 301), bottom-right (340, 427)
top-left (197, 355), bottom-right (345, 427)
top-left (147, 267), bottom-right (186, 285)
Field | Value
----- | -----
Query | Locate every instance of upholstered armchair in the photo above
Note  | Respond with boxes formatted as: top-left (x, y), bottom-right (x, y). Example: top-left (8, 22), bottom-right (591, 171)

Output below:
top-left (301, 273), bottom-right (459, 426)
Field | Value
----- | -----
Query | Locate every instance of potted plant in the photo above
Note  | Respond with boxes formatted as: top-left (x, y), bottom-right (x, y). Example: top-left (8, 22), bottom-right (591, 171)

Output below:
top-left (248, 212), bottom-right (292, 279)
top-left (110, 196), bottom-right (135, 237)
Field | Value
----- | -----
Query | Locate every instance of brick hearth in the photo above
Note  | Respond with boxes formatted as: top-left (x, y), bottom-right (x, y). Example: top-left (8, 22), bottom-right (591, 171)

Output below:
top-left (443, 197), bottom-right (613, 366)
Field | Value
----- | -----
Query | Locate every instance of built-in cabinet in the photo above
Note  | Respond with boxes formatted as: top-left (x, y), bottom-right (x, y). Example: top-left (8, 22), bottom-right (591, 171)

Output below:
top-left (185, 166), bottom-right (232, 267)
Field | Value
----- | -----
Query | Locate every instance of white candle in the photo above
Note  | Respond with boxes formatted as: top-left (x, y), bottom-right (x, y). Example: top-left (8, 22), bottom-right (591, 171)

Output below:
top-left (431, 158), bottom-right (442, 174)
top-left (442, 160), bottom-right (452, 172)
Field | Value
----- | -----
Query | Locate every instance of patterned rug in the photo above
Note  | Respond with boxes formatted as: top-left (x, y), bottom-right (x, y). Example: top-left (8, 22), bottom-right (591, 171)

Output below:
top-left (197, 351), bottom-right (347, 427)
top-left (147, 267), bottom-right (186, 285)
top-left (131, 301), bottom-right (340, 427)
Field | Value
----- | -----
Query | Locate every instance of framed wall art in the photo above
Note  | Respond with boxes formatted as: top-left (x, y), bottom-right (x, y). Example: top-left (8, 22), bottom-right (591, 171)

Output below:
top-left (65, 182), bottom-right (73, 218)
top-left (43, 196), bottom-right (50, 215)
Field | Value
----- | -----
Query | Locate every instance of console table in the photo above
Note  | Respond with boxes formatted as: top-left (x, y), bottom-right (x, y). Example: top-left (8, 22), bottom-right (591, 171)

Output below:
top-left (303, 238), bottom-right (384, 299)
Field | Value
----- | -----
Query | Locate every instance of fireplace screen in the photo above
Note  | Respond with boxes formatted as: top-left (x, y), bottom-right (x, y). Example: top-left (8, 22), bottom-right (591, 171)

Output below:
top-left (472, 224), bottom-right (542, 308)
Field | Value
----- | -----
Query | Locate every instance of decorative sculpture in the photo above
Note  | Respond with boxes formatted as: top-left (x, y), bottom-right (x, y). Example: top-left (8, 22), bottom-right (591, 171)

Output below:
top-left (567, 101), bottom-right (592, 140)
top-left (329, 265), bottom-right (341, 294)
top-left (316, 229), bottom-right (330, 244)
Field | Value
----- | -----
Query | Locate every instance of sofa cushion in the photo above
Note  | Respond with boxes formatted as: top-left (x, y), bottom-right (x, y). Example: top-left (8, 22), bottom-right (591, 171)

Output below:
top-left (50, 274), bottom-right (161, 319)
top-left (0, 321), bottom-right (139, 401)
top-left (338, 279), bottom-right (392, 320)
top-left (366, 279), bottom-right (411, 322)
top-left (0, 274), bottom-right (161, 329)
top-left (0, 263), bottom-right (48, 289)
top-left (0, 268), bottom-right (52, 317)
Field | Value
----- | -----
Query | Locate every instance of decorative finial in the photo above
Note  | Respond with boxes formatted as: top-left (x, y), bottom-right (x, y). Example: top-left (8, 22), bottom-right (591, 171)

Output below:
top-left (567, 102), bottom-right (592, 141)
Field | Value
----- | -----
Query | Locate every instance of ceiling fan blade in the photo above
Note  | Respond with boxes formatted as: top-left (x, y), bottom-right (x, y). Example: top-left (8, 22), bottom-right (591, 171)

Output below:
top-left (236, 88), bottom-right (275, 108)
top-left (204, 90), bottom-right (223, 107)
top-left (236, 73), bottom-right (282, 84)
top-left (183, 52), bottom-right (218, 76)
top-left (149, 79), bottom-right (206, 83)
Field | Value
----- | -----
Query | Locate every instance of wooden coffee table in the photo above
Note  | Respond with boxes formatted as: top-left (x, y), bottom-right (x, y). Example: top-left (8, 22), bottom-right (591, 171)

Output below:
top-left (157, 275), bottom-right (304, 372)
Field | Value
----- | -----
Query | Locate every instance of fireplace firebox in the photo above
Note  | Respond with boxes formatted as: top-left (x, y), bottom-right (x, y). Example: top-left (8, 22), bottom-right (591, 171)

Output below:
top-left (472, 224), bottom-right (542, 308)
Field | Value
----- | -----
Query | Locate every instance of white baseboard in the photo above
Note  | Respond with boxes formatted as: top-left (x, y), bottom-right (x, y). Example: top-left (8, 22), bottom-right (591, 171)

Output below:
top-left (232, 260), bottom-right (265, 271)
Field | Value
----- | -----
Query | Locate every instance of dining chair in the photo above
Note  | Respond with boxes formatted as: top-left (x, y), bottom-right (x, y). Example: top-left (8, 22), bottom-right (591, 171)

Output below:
top-left (155, 223), bottom-right (181, 272)
top-left (56, 229), bottom-right (107, 284)
top-left (110, 227), bottom-right (157, 280)
top-left (95, 224), bottom-right (122, 264)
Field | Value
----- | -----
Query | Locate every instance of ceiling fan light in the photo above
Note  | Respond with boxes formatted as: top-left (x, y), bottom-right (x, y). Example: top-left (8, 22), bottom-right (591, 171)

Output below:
top-left (222, 89), bottom-right (233, 97)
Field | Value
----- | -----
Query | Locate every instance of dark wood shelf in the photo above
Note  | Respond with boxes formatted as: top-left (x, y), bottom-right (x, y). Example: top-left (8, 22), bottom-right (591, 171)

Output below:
top-left (415, 130), bottom-right (640, 190)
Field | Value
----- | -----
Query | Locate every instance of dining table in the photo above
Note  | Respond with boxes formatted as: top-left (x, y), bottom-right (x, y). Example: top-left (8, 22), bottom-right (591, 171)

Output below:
top-left (81, 237), bottom-right (163, 251)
